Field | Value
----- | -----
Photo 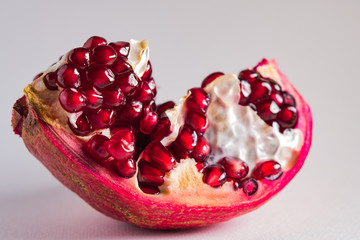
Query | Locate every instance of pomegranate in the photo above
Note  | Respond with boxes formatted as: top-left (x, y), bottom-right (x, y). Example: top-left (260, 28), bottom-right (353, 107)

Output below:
top-left (11, 36), bottom-right (312, 229)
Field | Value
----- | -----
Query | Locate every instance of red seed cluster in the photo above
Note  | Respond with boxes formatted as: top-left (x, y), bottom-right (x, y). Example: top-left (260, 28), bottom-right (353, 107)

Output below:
top-left (43, 36), bottom-right (160, 180)
top-left (238, 69), bottom-right (298, 132)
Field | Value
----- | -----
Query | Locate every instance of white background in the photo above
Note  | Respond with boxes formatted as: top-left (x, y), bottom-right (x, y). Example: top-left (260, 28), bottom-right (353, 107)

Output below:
top-left (1, 0), bottom-right (359, 239)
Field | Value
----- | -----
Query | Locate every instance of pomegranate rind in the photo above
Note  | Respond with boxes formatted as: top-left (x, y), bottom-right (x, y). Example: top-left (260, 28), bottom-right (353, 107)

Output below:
top-left (12, 59), bottom-right (312, 229)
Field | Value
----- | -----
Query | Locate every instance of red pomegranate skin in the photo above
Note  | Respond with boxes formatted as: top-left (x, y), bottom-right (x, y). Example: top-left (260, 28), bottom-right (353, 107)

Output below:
top-left (11, 59), bottom-right (312, 229)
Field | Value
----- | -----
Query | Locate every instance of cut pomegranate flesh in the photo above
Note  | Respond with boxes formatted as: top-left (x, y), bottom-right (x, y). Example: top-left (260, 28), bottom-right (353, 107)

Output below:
top-left (12, 37), bottom-right (312, 230)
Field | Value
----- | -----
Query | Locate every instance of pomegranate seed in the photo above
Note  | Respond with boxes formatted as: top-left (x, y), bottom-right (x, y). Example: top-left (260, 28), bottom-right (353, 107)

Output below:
top-left (87, 108), bottom-right (115, 129)
top-left (138, 183), bottom-right (160, 195)
top-left (185, 111), bottom-right (208, 135)
top-left (282, 91), bottom-right (296, 106)
top-left (202, 164), bottom-right (227, 188)
top-left (141, 61), bottom-right (152, 81)
top-left (248, 80), bottom-right (272, 103)
top-left (145, 77), bottom-right (157, 97)
top-left (68, 47), bottom-right (90, 69)
top-left (109, 41), bottom-right (130, 57)
top-left (130, 81), bottom-right (153, 104)
top-left (33, 72), bottom-right (43, 81)
top-left (91, 45), bottom-right (117, 66)
top-left (56, 64), bottom-right (81, 88)
top-left (156, 101), bottom-right (175, 117)
top-left (137, 160), bottom-right (164, 186)
top-left (238, 69), bottom-right (258, 83)
top-left (116, 72), bottom-right (139, 95)
top-left (142, 141), bottom-right (176, 172)
top-left (83, 89), bottom-right (103, 110)
top-left (191, 136), bottom-right (210, 162)
top-left (59, 88), bottom-right (85, 113)
top-left (252, 160), bottom-right (283, 181)
top-left (276, 106), bottom-right (298, 130)
top-left (201, 72), bottom-right (224, 88)
top-left (175, 125), bottom-right (198, 153)
top-left (150, 117), bottom-right (171, 141)
top-left (43, 72), bottom-right (58, 90)
top-left (239, 79), bottom-right (252, 105)
top-left (85, 134), bottom-right (110, 163)
top-left (185, 88), bottom-right (210, 114)
top-left (111, 56), bottom-right (131, 74)
top-left (120, 100), bottom-right (143, 121)
top-left (68, 114), bottom-right (92, 136)
top-left (255, 99), bottom-right (280, 123)
top-left (269, 92), bottom-right (284, 105)
top-left (140, 111), bottom-right (158, 135)
top-left (102, 86), bottom-right (126, 108)
top-left (83, 36), bottom-right (107, 49)
top-left (241, 178), bottom-right (258, 196)
top-left (86, 67), bottom-right (115, 90)
top-left (218, 157), bottom-right (249, 179)
top-left (106, 128), bottom-right (135, 161)
top-left (112, 158), bottom-right (136, 178)
top-left (195, 162), bottom-right (206, 173)
top-left (147, 99), bottom-right (156, 111)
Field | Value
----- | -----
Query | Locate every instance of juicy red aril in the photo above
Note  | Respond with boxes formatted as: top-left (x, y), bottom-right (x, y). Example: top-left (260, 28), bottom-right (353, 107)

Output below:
top-left (131, 82), bottom-right (153, 103)
top-left (252, 160), bottom-right (283, 181)
top-left (238, 69), bottom-right (258, 83)
top-left (156, 101), bottom-right (175, 117)
top-left (68, 47), bottom-right (90, 69)
top-left (201, 72), bottom-right (224, 88)
top-left (185, 111), bottom-right (208, 135)
top-left (202, 164), bottom-right (227, 188)
top-left (150, 117), bottom-right (171, 141)
top-left (174, 125), bottom-right (198, 153)
top-left (83, 89), bottom-right (103, 110)
top-left (68, 114), bottom-right (92, 136)
top-left (43, 72), bottom-right (58, 90)
top-left (142, 141), bottom-right (176, 172)
top-left (56, 64), bottom-right (81, 88)
top-left (146, 77), bottom-right (157, 97)
top-left (120, 100), bottom-right (143, 121)
top-left (85, 134), bottom-right (110, 163)
top-left (196, 162), bottom-right (206, 173)
top-left (241, 178), bottom-right (258, 196)
top-left (102, 86), bottom-right (126, 108)
top-left (255, 100), bottom-right (280, 123)
top-left (117, 72), bottom-right (139, 95)
top-left (276, 106), bottom-right (298, 130)
top-left (87, 108), bottom-right (115, 129)
top-left (140, 111), bottom-right (158, 135)
top-left (83, 36), bottom-right (107, 49)
top-left (247, 80), bottom-right (272, 103)
top-left (137, 160), bottom-right (164, 186)
top-left (138, 183), bottom-right (160, 195)
top-left (91, 45), bottom-right (117, 66)
top-left (112, 158), bottom-right (136, 178)
top-left (185, 88), bottom-right (210, 114)
top-left (218, 157), bottom-right (249, 179)
top-left (59, 88), bottom-right (85, 113)
top-left (106, 128), bottom-right (135, 161)
top-left (86, 67), bottom-right (115, 90)
top-left (109, 41), bottom-right (130, 57)
top-left (282, 91), bottom-right (296, 106)
top-left (269, 92), bottom-right (284, 105)
top-left (141, 61), bottom-right (152, 81)
top-left (191, 136), bottom-right (210, 162)
top-left (111, 56), bottom-right (131, 74)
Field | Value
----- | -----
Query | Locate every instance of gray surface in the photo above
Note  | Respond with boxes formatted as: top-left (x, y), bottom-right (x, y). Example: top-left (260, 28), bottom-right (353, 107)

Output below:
top-left (1, 0), bottom-right (359, 239)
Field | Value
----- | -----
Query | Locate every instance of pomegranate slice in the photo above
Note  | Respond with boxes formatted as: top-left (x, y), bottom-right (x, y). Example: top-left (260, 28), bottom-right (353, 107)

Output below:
top-left (12, 37), bottom-right (312, 230)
